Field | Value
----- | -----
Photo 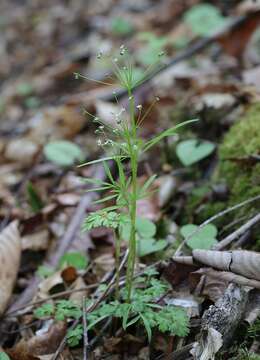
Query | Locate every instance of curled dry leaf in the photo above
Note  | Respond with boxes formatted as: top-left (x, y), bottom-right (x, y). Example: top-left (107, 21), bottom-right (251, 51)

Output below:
top-left (193, 250), bottom-right (260, 281)
top-left (0, 221), bottom-right (21, 315)
top-left (26, 321), bottom-right (67, 356)
top-left (195, 268), bottom-right (260, 290)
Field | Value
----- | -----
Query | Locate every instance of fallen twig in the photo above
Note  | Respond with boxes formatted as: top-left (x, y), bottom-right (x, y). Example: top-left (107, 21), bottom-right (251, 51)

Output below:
top-left (214, 213), bottom-right (260, 250)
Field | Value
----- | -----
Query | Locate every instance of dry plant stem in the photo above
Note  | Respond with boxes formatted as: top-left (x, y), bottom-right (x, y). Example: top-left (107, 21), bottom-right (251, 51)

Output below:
top-left (7, 165), bottom-right (106, 314)
top-left (214, 213), bottom-right (260, 250)
top-left (4, 284), bottom-right (98, 318)
top-left (175, 194), bottom-right (260, 255)
top-left (82, 296), bottom-right (88, 360)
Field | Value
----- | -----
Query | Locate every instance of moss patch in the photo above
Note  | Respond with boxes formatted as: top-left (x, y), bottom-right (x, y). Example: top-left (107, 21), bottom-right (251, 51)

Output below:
top-left (185, 103), bottom-right (260, 242)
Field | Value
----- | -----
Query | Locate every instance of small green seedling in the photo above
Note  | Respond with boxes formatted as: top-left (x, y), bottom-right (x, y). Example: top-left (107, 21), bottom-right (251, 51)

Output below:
top-left (180, 223), bottom-right (218, 250)
top-left (44, 140), bottom-right (84, 167)
top-left (0, 353), bottom-right (10, 360)
top-left (111, 17), bottom-right (134, 36)
top-left (176, 139), bottom-right (215, 166)
top-left (184, 4), bottom-right (228, 36)
top-left (59, 252), bottom-right (88, 270)
top-left (26, 181), bottom-right (44, 213)
top-left (121, 217), bottom-right (167, 257)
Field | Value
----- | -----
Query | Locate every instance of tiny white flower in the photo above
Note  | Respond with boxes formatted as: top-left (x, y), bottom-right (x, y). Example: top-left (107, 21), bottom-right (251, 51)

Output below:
top-left (113, 58), bottom-right (118, 63)
top-left (97, 139), bottom-right (102, 146)
top-left (94, 116), bottom-right (99, 122)
top-left (136, 105), bottom-right (142, 110)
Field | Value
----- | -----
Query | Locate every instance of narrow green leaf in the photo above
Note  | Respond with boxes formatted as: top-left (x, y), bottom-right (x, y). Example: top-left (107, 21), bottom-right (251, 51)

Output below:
top-left (143, 119), bottom-right (198, 152)
top-left (140, 314), bottom-right (152, 342)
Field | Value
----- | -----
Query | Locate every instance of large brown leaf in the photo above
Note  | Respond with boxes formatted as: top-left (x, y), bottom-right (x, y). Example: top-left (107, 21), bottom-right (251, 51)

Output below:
top-left (0, 221), bottom-right (21, 314)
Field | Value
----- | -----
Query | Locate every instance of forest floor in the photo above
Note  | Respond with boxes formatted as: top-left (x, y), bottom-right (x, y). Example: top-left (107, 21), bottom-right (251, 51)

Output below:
top-left (0, 0), bottom-right (260, 359)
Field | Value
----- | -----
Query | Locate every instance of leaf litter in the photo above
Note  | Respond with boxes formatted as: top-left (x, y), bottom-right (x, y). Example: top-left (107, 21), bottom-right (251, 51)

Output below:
top-left (0, 0), bottom-right (260, 359)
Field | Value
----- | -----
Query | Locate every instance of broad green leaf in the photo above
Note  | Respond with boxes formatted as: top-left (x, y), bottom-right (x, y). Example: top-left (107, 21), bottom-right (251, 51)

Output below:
top-left (0, 353), bottom-right (10, 360)
top-left (136, 218), bottom-right (156, 238)
top-left (16, 82), bottom-right (34, 96)
top-left (180, 224), bottom-right (218, 250)
top-left (184, 4), bottom-right (228, 36)
top-left (44, 140), bottom-right (83, 166)
top-left (111, 17), bottom-right (134, 36)
top-left (59, 252), bottom-right (88, 270)
top-left (176, 139), bottom-right (215, 166)
top-left (138, 238), bottom-right (167, 257)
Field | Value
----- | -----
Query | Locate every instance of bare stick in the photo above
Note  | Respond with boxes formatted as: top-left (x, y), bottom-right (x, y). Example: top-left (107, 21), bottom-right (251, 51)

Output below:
top-left (175, 195), bottom-right (260, 255)
top-left (82, 296), bottom-right (88, 360)
top-left (214, 213), bottom-right (260, 250)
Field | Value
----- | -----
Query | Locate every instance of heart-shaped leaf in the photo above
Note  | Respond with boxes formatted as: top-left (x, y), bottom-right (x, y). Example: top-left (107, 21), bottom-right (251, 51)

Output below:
top-left (44, 140), bottom-right (83, 167)
top-left (180, 224), bottom-right (218, 250)
top-left (136, 218), bottom-right (156, 238)
top-left (176, 139), bottom-right (215, 166)
top-left (138, 238), bottom-right (167, 257)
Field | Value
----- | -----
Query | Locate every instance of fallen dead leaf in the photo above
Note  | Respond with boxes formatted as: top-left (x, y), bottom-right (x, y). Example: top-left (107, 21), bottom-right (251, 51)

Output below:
top-left (22, 229), bottom-right (49, 251)
top-left (0, 221), bottom-right (21, 315)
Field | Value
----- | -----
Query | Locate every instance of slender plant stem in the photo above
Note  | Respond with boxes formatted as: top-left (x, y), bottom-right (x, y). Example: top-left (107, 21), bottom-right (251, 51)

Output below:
top-left (126, 88), bottom-right (138, 302)
top-left (114, 229), bottom-right (120, 301)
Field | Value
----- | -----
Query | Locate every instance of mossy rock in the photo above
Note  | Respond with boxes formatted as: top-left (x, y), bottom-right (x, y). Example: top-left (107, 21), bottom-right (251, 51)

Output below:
top-left (185, 103), bottom-right (260, 243)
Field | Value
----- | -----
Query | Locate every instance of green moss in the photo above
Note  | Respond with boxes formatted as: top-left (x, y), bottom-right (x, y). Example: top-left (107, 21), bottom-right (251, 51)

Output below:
top-left (184, 104), bottom-right (260, 241)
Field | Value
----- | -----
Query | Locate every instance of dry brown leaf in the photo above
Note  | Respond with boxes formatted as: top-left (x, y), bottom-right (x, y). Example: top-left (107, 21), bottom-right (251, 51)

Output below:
top-left (69, 276), bottom-right (88, 305)
top-left (0, 221), bottom-right (21, 315)
top-left (38, 272), bottom-right (64, 298)
top-left (26, 321), bottom-right (67, 355)
top-left (195, 268), bottom-right (260, 289)
top-left (192, 250), bottom-right (260, 281)
top-left (21, 229), bottom-right (49, 251)
top-left (28, 105), bottom-right (85, 143)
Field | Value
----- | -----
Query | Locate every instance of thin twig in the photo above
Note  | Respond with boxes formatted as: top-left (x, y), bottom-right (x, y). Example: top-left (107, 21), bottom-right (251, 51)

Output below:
top-left (175, 194), bottom-right (260, 255)
top-left (214, 213), bottom-right (260, 250)
top-left (4, 284), bottom-right (98, 318)
top-left (82, 296), bottom-right (88, 360)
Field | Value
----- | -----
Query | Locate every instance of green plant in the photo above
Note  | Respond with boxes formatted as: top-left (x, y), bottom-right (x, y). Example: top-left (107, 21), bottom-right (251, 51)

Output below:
top-left (26, 181), bottom-right (44, 213)
top-left (34, 300), bottom-right (81, 321)
top-left (176, 139), bottom-right (215, 166)
top-left (120, 217), bottom-right (167, 257)
top-left (34, 274), bottom-right (189, 347)
top-left (184, 4), bottom-right (228, 36)
top-left (111, 17), bottom-right (134, 36)
top-left (67, 325), bottom-right (84, 347)
top-left (59, 252), bottom-right (88, 270)
top-left (136, 32), bottom-right (169, 66)
top-left (0, 353), bottom-right (10, 360)
top-left (180, 223), bottom-right (218, 250)
top-left (36, 265), bottom-right (55, 279)
top-left (79, 46), bottom-right (196, 301)
top-left (87, 277), bottom-right (189, 342)
top-left (44, 140), bottom-right (83, 167)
